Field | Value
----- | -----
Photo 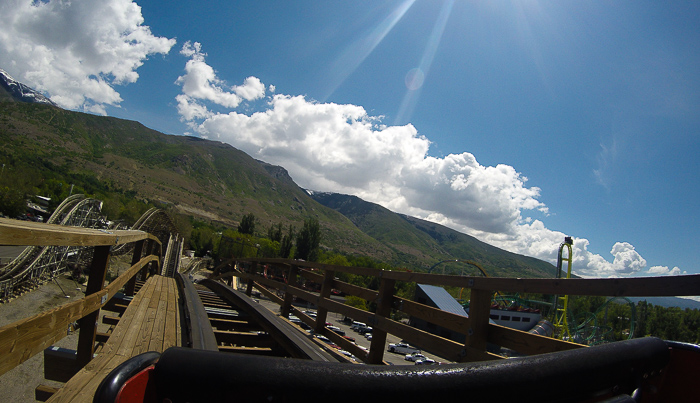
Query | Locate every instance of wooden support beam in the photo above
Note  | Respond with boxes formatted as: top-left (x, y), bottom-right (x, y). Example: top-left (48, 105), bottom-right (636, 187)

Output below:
top-left (209, 318), bottom-right (256, 332)
top-left (218, 345), bottom-right (275, 355)
top-left (124, 240), bottom-right (144, 296)
top-left (245, 262), bottom-right (257, 297)
top-left (368, 278), bottom-right (395, 364)
top-left (464, 289), bottom-right (492, 354)
top-left (95, 332), bottom-right (111, 343)
top-left (487, 324), bottom-right (583, 355)
top-left (35, 385), bottom-right (59, 402)
top-left (392, 297), bottom-right (471, 336)
top-left (213, 330), bottom-right (276, 348)
top-left (76, 245), bottom-right (111, 367)
top-left (280, 265), bottom-right (299, 318)
top-left (314, 269), bottom-right (335, 334)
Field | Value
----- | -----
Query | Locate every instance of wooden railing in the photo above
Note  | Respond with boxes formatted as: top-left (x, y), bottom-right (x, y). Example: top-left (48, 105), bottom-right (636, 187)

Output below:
top-left (0, 218), bottom-right (162, 377)
top-left (219, 258), bottom-right (700, 364)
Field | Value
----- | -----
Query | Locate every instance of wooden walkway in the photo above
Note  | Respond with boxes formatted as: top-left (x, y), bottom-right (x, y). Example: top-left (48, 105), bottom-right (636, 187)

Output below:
top-left (47, 275), bottom-right (181, 402)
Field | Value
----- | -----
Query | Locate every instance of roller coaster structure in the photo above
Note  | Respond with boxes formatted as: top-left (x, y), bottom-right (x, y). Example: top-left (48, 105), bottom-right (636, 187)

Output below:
top-left (0, 196), bottom-right (177, 301)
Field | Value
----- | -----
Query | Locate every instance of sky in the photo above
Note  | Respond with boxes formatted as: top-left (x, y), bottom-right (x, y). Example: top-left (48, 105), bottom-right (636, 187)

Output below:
top-left (1, 0), bottom-right (699, 285)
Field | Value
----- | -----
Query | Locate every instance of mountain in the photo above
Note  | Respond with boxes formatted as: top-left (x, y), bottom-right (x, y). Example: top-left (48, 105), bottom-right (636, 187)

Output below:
top-left (310, 192), bottom-right (557, 277)
top-left (0, 75), bottom-right (558, 277)
top-left (0, 69), bottom-right (58, 107)
top-left (626, 297), bottom-right (700, 310)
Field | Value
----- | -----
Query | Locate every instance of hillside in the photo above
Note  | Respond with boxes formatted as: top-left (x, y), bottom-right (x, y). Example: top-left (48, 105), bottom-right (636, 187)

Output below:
top-left (0, 101), bottom-right (393, 261)
top-left (310, 192), bottom-right (557, 277)
top-left (0, 84), bottom-right (557, 276)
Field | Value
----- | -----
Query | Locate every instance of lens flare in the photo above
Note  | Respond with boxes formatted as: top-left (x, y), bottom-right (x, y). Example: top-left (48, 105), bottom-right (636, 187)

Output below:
top-left (405, 68), bottom-right (425, 91)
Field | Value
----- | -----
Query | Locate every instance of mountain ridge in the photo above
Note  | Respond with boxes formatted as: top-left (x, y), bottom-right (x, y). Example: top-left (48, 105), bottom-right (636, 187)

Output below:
top-left (0, 69), bottom-right (58, 107)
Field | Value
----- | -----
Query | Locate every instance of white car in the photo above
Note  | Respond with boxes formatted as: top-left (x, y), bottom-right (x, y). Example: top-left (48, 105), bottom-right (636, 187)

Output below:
top-left (387, 343), bottom-right (421, 355)
top-left (404, 353), bottom-right (427, 362)
top-left (415, 358), bottom-right (437, 365)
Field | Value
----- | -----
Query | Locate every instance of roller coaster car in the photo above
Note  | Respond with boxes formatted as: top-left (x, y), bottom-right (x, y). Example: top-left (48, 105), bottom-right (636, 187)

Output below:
top-left (93, 338), bottom-right (699, 403)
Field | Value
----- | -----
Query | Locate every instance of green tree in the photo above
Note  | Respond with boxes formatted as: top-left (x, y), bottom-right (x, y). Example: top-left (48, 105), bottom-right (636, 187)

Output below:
top-left (279, 225), bottom-right (295, 258)
top-left (0, 186), bottom-right (27, 217)
top-left (295, 218), bottom-right (320, 261)
top-left (237, 212), bottom-right (256, 235)
top-left (268, 222), bottom-right (283, 242)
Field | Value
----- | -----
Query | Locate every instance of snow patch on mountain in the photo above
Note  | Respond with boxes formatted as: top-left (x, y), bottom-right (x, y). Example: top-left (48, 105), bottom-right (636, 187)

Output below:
top-left (0, 69), bottom-right (58, 107)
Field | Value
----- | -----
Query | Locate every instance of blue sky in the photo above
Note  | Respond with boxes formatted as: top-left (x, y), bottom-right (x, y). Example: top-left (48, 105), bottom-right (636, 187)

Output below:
top-left (1, 0), bottom-right (699, 284)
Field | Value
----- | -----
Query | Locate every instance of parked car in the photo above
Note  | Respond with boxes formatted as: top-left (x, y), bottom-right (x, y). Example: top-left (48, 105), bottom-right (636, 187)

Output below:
top-left (351, 321), bottom-right (368, 332)
top-left (357, 326), bottom-right (372, 335)
top-left (387, 343), bottom-right (420, 355)
top-left (365, 334), bottom-right (372, 341)
top-left (327, 325), bottom-right (345, 336)
top-left (404, 353), bottom-right (427, 362)
top-left (415, 358), bottom-right (437, 365)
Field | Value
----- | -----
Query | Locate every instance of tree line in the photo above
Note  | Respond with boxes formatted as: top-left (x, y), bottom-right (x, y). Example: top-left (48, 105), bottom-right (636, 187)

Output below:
top-left (189, 212), bottom-right (321, 262)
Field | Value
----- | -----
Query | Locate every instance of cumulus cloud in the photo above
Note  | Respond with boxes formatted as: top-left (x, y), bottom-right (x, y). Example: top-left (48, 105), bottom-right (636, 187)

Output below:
top-left (0, 0), bottom-right (175, 114)
top-left (648, 266), bottom-right (683, 276)
top-left (176, 42), bottom-right (266, 124)
top-left (175, 43), bottom-right (681, 279)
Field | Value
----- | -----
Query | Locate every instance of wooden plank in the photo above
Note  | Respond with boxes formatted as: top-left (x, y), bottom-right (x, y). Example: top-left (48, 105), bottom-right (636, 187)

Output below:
top-left (35, 385), bottom-right (59, 402)
top-left (130, 276), bottom-right (162, 356)
top-left (488, 323), bottom-right (583, 355)
top-left (281, 265), bottom-right (299, 318)
top-left (218, 345), bottom-right (275, 355)
top-left (124, 240), bottom-right (145, 296)
top-left (314, 270), bottom-right (335, 334)
top-left (77, 245), bottom-right (111, 367)
top-left (464, 289), bottom-right (491, 352)
top-left (47, 353), bottom-right (126, 403)
top-left (393, 297), bottom-right (472, 336)
top-left (163, 277), bottom-right (179, 349)
top-left (213, 330), bottom-right (276, 347)
top-left (47, 276), bottom-right (164, 402)
top-left (109, 277), bottom-right (157, 357)
top-left (101, 316), bottom-right (119, 326)
top-left (0, 290), bottom-right (105, 377)
top-left (209, 319), bottom-right (259, 332)
top-left (148, 297), bottom-right (168, 352)
top-left (298, 269), bottom-right (379, 302)
top-left (0, 217), bottom-right (156, 247)
top-left (368, 278), bottom-right (395, 364)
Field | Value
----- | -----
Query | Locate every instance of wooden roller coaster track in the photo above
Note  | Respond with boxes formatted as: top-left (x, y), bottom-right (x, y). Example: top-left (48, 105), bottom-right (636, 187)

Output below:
top-left (0, 217), bottom-right (699, 402)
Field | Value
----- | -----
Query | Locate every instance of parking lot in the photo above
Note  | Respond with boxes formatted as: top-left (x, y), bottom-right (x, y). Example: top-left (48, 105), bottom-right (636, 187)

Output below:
top-left (252, 294), bottom-right (448, 365)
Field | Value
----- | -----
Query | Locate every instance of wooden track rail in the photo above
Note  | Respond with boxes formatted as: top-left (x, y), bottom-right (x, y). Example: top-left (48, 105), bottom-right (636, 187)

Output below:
top-left (218, 258), bottom-right (700, 364)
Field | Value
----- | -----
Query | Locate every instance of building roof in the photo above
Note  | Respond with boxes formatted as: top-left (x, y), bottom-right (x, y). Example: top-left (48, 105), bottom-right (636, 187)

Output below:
top-left (416, 284), bottom-right (468, 317)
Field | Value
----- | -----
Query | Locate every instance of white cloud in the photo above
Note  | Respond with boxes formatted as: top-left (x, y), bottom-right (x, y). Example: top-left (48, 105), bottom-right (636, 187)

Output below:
top-left (610, 242), bottom-right (646, 274)
top-left (175, 45), bottom-right (682, 279)
top-left (648, 265), bottom-right (683, 276)
top-left (176, 42), bottom-right (267, 124)
top-left (0, 0), bottom-right (175, 114)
